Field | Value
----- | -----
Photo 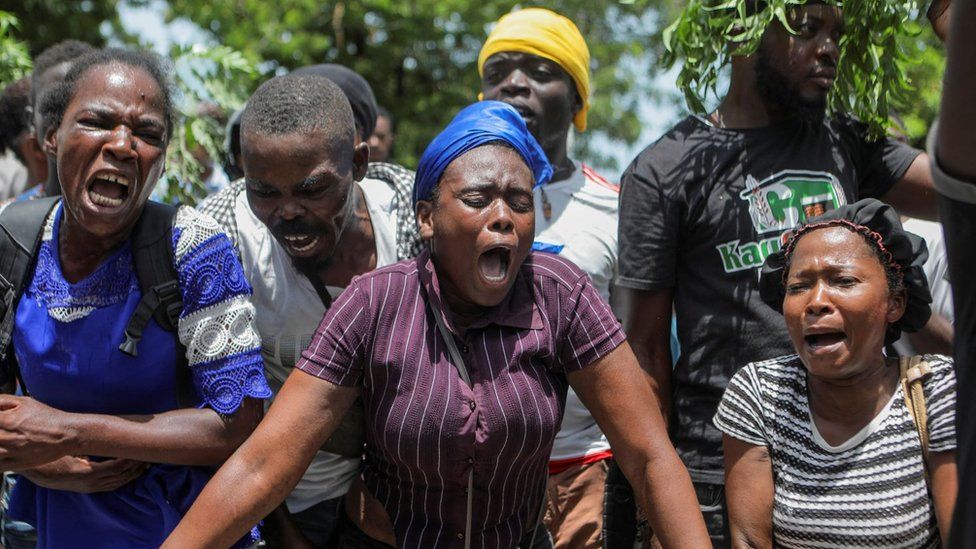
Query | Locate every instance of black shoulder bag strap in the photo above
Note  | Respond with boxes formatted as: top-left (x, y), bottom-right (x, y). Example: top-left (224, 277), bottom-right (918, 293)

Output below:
top-left (428, 302), bottom-right (474, 549)
top-left (122, 201), bottom-right (194, 407)
top-left (0, 197), bottom-right (61, 394)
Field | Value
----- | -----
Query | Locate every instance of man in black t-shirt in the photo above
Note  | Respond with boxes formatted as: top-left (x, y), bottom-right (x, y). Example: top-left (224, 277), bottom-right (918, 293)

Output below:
top-left (616, 4), bottom-right (938, 545)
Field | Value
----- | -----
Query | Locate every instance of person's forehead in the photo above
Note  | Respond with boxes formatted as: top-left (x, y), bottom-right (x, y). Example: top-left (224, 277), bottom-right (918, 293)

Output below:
top-left (787, 3), bottom-right (843, 23)
top-left (242, 129), bottom-right (349, 173)
top-left (243, 125), bottom-right (346, 152)
top-left (70, 64), bottom-right (165, 113)
top-left (484, 51), bottom-right (566, 73)
top-left (442, 145), bottom-right (532, 188)
top-left (793, 226), bottom-right (876, 263)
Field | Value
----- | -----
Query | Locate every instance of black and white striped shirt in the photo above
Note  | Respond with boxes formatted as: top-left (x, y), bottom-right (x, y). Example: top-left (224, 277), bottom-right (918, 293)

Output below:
top-left (715, 354), bottom-right (956, 548)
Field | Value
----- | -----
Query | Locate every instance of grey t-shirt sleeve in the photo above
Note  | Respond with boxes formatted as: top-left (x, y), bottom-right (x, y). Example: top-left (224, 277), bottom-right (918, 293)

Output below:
top-left (616, 147), bottom-right (683, 290)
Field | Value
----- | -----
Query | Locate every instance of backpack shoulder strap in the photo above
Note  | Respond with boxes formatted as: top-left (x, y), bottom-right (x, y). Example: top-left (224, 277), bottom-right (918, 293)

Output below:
top-left (0, 197), bottom-right (61, 253)
top-left (0, 197), bottom-right (61, 388)
top-left (900, 355), bottom-right (933, 484)
top-left (121, 200), bottom-right (182, 348)
top-left (122, 201), bottom-right (195, 407)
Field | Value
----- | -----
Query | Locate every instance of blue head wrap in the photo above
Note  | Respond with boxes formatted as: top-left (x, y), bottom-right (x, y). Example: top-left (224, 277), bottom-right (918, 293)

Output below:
top-left (413, 101), bottom-right (552, 206)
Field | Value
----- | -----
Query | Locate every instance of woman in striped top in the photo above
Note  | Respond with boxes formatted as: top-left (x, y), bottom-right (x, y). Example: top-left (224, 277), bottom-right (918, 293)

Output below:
top-left (715, 199), bottom-right (958, 548)
top-left (163, 101), bottom-right (710, 548)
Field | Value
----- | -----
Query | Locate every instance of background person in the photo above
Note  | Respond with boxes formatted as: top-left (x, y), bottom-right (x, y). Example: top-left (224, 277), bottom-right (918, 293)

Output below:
top-left (0, 48), bottom-right (270, 548)
top-left (198, 72), bottom-right (418, 547)
top-left (615, 4), bottom-right (940, 543)
top-left (19, 40), bottom-right (95, 200)
top-left (0, 78), bottom-right (43, 199)
top-left (368, 106), bottom-right (396, 163)
top-left (477, 8), bottom-right (620, 548)
top-left (716, 199), bottom-right (957, 547)
top-left (292, 64), bottom-right (422, 260)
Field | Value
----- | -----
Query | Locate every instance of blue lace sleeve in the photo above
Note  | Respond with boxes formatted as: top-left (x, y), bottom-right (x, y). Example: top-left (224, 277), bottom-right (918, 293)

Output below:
top-left (171, 207), bottom-right (271, 415)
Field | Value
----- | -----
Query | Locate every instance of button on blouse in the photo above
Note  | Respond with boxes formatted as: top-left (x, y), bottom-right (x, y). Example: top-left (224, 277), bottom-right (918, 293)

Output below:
top-left (298, 250), bottom-right (624, 548)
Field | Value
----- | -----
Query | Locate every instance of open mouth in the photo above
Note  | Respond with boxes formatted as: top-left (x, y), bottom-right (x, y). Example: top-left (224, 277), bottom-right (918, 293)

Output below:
top-left (504, 102), bottom-right (534, 120)
top-left (281, 234), bottom-right (320, 254)
top-left (88, 173), bottom-right (131, 208)
top-left (804, 331), bottom-right (846, 351)
top-left (477, 246), bottom-right (512, 283)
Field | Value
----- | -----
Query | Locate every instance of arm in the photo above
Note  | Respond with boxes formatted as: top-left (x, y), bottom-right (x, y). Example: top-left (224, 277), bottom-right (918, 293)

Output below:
top-left (568, 342), bottom-right (709, 548)
top-left (723, 436), bottom-right (774, 549)
top-left (931, 450), bottom-right (958, 545)
top-left (612, 286), bottom-right (674, 425)
top-left (163, 371), bottom-right (358, 549)
top-left (937, 0), bottom-right (976, 181)
top-left (908, 311), bottom-right (954, 355)
top-left (882, 154), bottom-right (939, 221)
top-left (0, 395), bottom-right (263, 469)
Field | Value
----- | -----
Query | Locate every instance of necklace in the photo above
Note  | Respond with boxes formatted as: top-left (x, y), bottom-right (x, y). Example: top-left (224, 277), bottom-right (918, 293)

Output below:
top-left (540, 187), bottom-right (552, 221)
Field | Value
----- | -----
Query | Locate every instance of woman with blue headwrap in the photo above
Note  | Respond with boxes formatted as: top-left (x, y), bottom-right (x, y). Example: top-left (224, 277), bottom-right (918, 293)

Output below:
top-left (163, 101), bottom-right (709, 549)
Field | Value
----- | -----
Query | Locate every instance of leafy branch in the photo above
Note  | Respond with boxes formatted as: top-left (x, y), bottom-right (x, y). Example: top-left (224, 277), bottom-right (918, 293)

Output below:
top-left (0, 11), bottom-right (32, 86)
top-left (662, 1), bottom-right (922, 137)
top-left (159, 44), bottom-right (260, 205)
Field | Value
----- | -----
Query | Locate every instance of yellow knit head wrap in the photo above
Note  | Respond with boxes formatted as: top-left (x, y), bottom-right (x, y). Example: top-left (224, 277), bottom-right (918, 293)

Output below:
top-left (477, 8), bottom-right (591, 132)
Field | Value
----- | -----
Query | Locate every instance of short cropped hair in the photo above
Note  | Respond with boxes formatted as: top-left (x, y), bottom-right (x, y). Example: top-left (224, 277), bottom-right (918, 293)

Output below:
top-left (30, 40), bottom-right (96, 106)
top-left (39, 48), bottom-right (176, 142)
top-left (240, 73), bottom-right (355, 145)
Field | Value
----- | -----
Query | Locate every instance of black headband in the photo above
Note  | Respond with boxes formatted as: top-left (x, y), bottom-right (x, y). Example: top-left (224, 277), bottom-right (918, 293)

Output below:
top-left (759, 198), bottom-right (932, 345)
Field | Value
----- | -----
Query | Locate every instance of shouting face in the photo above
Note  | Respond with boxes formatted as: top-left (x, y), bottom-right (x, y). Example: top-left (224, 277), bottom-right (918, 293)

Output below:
top-left (783, 226), bottom-right (905, 381)
top-left (417, 144), bottom-right (535, 311)
top-left (242, 129), bottom-right (368, 271)
top-left (49, 62), bottom-right (168, 239)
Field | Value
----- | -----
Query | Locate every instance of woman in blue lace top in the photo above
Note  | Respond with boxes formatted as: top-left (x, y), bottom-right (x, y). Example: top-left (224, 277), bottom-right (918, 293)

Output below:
top-left (0, 49), bottom-right (271, 547)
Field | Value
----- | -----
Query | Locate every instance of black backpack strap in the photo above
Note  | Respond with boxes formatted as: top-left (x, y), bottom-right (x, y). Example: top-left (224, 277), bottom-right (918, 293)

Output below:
top-left (123, 201), bottom-right (194, 407)
top-left (0, 197), bottom-right (61, 392)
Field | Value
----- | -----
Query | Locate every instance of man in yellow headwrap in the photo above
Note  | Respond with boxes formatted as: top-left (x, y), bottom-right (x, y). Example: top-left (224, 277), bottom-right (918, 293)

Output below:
top-left (479, 8), bottom-right (621, 549)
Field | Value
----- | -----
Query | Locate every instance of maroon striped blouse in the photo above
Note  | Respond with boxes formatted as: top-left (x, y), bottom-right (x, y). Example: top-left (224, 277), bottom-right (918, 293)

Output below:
top-left (297, 250), bottom-right (625, 548)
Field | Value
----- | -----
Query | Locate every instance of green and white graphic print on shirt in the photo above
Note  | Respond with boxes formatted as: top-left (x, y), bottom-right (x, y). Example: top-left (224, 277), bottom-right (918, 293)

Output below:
top-left (718, 169), bottom-right (845, 273)
top-left (616, 115), bottom-right (921, 484)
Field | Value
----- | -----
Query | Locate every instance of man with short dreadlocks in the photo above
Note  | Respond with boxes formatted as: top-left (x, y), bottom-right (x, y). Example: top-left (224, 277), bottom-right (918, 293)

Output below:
top-left (614, 2), bottom-right (938, 545)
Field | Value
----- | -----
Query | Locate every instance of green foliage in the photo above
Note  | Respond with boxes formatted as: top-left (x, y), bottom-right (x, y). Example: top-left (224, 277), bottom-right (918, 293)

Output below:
top-left (895, 26), bottom-right (944, 147)
top-left (662, 1), bottom-right (923, 137)
top-left (0, 0), bottom-right (116, 56)
top-left (158, 44), bottom-right (260, 205)
top-left (0, 11), bottom-right (31, 87)
top-left (164, 0), bottom-right (668, 170)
